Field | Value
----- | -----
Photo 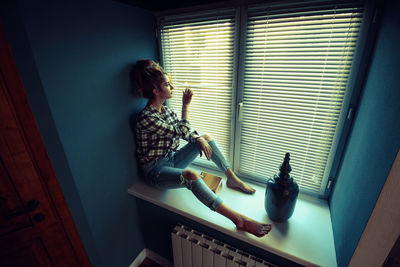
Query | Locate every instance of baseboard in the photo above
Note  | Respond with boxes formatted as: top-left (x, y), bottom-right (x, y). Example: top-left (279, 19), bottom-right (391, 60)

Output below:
top-left (129, 249), bottom-right (146, 267)
top-left (129, 248), bottom-right (172, 267)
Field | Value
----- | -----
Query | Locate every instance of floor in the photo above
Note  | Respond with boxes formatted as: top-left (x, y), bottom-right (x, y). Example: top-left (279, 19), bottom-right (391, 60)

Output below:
top-left (138, 257), bottom-right (165, 267)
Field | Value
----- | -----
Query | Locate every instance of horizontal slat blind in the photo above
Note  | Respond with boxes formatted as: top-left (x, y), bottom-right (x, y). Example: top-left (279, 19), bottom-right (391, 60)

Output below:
top-left (240, 1), bottom-right (363, 194)
top-left (160, 10), bottom-right (235, 166)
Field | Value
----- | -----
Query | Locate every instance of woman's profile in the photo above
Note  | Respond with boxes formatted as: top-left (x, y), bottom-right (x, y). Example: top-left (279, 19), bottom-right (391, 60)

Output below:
top-left (133, 59), bottom-right (271, 237)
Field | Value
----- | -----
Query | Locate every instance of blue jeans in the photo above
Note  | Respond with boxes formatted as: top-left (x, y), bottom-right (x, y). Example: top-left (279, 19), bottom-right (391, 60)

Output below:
top-left (140, 140), bottom-right (230, 211)
top-left (141, 139), bottom-right (230, 187)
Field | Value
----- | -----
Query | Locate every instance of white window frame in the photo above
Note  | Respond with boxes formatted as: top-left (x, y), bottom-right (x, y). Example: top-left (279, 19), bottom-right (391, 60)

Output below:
top-left (156, 0), bottom-right (377, 198)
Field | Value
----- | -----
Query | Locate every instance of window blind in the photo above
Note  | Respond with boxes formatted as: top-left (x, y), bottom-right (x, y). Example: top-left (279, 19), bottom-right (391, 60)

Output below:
top-left (239, 1), bottom-right (363, 194)
top-left (159, 10), bottom-right (236, 167)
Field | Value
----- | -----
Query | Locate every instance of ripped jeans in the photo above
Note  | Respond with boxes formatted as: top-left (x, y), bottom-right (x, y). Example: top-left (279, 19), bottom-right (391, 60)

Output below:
top-left (140, 140), bottom-right (230, 211)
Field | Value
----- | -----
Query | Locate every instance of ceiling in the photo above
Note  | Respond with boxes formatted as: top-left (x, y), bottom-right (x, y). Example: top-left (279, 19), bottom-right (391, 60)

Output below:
top-left (115, 0), bottom-right (236, 13)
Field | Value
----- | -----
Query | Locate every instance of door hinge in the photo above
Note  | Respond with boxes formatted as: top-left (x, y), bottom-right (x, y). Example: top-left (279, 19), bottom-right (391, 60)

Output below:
top-left (325, 177), bottom-right (335, 195)
top-left (347, 107), bottom-right (353, 120)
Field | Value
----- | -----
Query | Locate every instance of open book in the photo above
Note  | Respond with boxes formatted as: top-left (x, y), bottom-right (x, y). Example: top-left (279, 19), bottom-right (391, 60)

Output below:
top-left (200, 172), bottom-right (222, 194)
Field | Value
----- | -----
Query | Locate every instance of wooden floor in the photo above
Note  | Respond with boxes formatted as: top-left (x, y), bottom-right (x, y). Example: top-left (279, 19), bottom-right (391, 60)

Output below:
top-left (138, 257), bottom-right (164, 267)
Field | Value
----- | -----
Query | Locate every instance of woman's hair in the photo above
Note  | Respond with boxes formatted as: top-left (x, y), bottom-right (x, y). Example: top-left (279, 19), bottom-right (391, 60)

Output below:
top-left (132, 59), bottom-right (170, 99)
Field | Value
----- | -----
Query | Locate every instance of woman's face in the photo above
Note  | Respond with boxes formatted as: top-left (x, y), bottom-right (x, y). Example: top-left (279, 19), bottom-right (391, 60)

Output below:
top-left (157, 74), bottom-right (174, 99)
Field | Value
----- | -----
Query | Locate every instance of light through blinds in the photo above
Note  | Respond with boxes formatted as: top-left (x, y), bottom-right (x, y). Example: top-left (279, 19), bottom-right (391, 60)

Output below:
top-left (239, 1), bottom-right (363, 194)
top-left (159, 10), bottom-right (236, 167)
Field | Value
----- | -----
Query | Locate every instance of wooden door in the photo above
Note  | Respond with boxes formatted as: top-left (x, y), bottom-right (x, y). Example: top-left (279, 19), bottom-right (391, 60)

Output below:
top-left (0, 21), bottom-right (91, 266)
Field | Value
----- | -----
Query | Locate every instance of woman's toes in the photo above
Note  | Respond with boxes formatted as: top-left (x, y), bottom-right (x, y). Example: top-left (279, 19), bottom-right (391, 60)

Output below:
top-left (227, 179), bottom-right (256, 194)
top-left (236, 216), bottom-right (272, 238)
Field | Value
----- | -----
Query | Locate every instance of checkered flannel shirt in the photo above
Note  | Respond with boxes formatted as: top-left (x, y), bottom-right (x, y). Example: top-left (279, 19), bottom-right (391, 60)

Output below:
top-left (136, 104), bottom-right (198, 164)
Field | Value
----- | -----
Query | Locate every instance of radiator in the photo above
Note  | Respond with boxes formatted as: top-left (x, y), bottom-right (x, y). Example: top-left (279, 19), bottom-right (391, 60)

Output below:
top-left (171, 224), bottom-right (278, 267)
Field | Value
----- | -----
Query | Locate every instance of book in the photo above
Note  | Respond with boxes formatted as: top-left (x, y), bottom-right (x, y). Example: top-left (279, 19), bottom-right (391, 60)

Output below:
top-left (200, 172), bottom-right (223, 194)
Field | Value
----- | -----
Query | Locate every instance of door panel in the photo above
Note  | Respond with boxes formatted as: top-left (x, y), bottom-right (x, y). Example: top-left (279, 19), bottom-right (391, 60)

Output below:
top-left (0, 238), bottom-right (53, 267)
top-left (0, 64), bottom-right (80, 266)
top-left (0, 156), bottom-right (30, 236)
top-left (0, 73), bottom-right (57, 228)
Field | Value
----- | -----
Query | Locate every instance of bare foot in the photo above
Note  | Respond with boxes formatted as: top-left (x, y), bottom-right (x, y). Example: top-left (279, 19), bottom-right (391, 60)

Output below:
top-left (236, 215), bottom-right (272, 238)
top-left (226, 175), bottom-right (256, 194)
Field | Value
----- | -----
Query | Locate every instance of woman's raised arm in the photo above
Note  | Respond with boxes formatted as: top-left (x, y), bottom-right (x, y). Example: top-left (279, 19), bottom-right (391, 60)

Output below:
top-left (181, 88), bottom-right (193, 121)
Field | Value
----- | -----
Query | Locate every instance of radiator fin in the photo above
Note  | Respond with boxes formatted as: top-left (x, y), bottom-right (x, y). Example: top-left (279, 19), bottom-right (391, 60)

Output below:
top-left (171, 224), bottom-right (279, 267)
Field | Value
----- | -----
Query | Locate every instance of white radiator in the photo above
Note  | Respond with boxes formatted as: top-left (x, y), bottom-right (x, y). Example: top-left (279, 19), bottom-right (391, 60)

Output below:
top-left (171, 224), bottom-right (278, 267)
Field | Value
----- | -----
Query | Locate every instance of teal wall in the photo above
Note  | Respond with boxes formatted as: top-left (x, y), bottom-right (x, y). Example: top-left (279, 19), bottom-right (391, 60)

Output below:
top-left (1, 0), bottom-right (155, 266)
top-left (2, 0), bottom-right (399, 266)
top-left (329, 0), bottom-right (400, 266)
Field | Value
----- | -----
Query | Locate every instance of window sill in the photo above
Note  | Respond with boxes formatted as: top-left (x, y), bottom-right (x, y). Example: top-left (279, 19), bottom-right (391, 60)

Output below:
top-left (128, 176), bottom-right (337, 267)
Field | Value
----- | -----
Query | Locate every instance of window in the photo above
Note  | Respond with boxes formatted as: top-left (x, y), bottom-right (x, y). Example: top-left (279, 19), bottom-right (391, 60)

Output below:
top-left (159, 9), bottom-right (236, 167)
top-left (158, 0), bottom-right (365, 197)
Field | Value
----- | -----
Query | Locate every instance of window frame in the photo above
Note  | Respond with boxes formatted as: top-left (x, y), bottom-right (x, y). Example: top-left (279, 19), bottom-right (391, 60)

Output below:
top-left (157, 7), bottom-right (238, 169)
top-left (156, 0), bottom-right (380, 199)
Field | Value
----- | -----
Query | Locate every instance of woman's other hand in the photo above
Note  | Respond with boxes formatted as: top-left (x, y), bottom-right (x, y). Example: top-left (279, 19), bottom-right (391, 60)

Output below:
top-left (182, 88), bottom-right (193, 106)
top-left (197, 137), bottom-right (212, 160)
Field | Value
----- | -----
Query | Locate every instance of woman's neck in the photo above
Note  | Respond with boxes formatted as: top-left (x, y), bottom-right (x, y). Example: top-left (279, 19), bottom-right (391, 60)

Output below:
top-left (149, 97), bottom-right (165, 112)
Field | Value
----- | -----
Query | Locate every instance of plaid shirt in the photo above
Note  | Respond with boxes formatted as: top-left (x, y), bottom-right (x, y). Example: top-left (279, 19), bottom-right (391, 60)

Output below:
top-left (136, 104), bottom-right (197, 164)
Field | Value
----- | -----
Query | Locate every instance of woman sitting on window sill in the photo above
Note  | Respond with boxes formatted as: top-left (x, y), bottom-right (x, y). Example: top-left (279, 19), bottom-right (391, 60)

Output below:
top-left (133, 59), bottom-right (271, 237)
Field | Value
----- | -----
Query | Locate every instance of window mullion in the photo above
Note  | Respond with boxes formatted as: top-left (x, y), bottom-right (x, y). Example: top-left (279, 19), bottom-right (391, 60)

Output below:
top-left (232, 5), bottom-right (248, 174)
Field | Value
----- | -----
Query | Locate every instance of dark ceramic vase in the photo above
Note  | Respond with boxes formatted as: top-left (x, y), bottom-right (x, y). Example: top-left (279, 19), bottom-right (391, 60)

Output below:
top-left (265, 153), bottom-right (299, 222)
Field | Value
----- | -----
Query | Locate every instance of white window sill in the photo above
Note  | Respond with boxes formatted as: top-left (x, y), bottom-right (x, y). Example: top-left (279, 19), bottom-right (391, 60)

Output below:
top-left (128, 175), bottom-right (337, 267)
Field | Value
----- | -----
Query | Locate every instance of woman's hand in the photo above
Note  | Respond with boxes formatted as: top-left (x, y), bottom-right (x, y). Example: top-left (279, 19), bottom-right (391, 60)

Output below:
top-left (182, 88), bottom-right (193, 106)
top-left (197, 137), bottom-right (212, 160)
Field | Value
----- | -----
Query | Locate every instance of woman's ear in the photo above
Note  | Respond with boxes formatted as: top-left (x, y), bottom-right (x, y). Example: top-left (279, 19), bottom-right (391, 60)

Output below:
top-left (153, 87), bottom-right (159, 96)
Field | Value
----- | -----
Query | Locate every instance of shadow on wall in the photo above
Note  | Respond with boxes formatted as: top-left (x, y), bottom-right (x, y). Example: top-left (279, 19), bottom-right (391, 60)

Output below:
top-left (128, 62), bottom-right (148, 178)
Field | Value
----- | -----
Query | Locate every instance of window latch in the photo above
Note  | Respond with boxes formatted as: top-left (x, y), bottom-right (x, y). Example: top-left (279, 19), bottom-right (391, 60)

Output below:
top-left (238, 102), bottom-right (243, 122)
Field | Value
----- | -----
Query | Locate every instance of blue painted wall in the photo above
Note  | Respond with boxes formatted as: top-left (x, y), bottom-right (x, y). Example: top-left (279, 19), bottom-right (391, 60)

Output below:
top-left (329, 0), bottom-right (400, 266)
top-left (3, 0), bottom-right (399, 266)
top-left (1, 0), bottom-right (155, 266)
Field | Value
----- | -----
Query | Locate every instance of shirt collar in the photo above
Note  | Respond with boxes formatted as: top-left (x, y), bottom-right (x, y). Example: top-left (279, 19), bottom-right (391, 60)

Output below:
top-left (146, 103), bottom-right (167, 114)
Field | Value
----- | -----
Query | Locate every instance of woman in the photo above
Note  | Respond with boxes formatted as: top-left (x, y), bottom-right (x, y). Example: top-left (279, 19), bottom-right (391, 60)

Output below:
top-left (133, 59), bottom-right (271, 237)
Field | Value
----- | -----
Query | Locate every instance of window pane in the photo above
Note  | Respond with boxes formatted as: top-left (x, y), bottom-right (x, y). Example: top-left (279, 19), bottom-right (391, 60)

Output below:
top-left (239, 3), bottom-right (363, 194)
top-left (160, 11), bottom-right (236, 166)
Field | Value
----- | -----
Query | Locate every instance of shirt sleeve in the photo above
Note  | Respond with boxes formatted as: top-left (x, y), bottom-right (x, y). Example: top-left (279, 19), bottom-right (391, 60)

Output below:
top-left (168, 108), bottom-right (199, 143)
top-left (137, 112), bottom-right (191, 139)
top-left (186, 130), bottom-right (199, 143)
